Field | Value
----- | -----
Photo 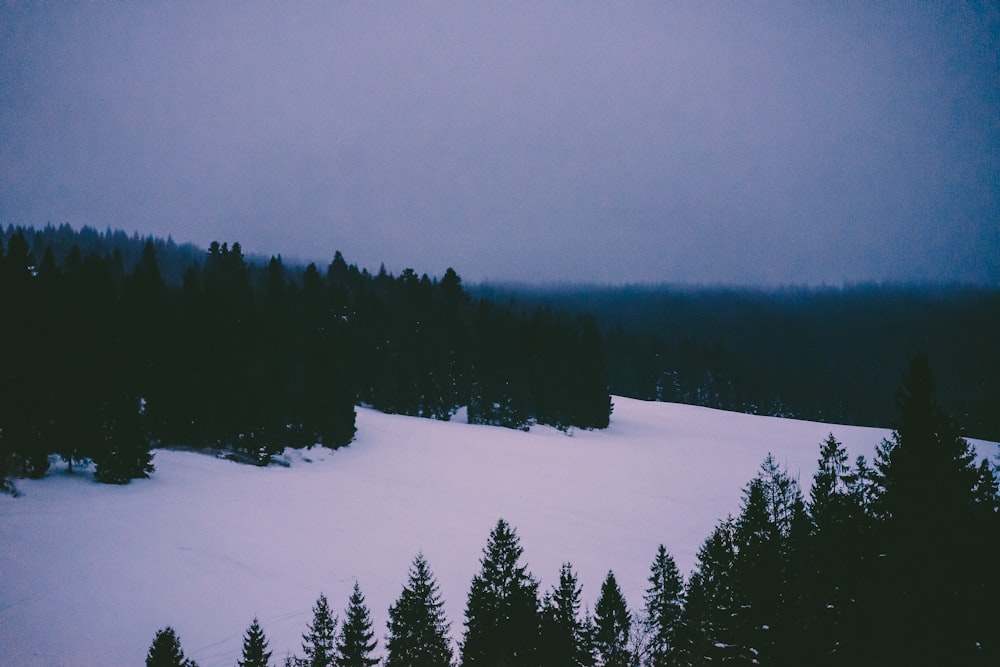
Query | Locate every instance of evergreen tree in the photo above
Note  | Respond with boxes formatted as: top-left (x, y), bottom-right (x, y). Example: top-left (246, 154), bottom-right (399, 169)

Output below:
top-left (729, 455), bottom-right (806, 666)
top-left (807, 434), bottom-right (874, 664)
top-left (300, 593), bottom-right (337, 667)
top-left (239, 617), bottom-right (272, 667)
top-left (92, 395), bottom-right (155, 484)
top-left (679, 517), bottom-right (737, 666)
top-left (386, 552), bottom-right (453, 667)
top-left (336, 582), bottom-right (378, 667)
top-left (594, 570), bottom-right (632, 667)
top-left (872, 355), bottom-right (994, 665)
top-left (540, 562), bottom-right (594, 667)
top-left (146, 626), bottom-right (198, 667)
top-left (461, 518), bottom-right (541, 667)
top-left (642, 546), bottom-right (683, 667)
top-left (876, 355), bottom-right (978, 526)
top-left (810, 434), bottom-right (849, 529)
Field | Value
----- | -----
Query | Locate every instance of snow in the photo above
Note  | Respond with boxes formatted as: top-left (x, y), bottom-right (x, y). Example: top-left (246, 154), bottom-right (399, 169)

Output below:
top-left (1, 397), bottom-right (996, 666)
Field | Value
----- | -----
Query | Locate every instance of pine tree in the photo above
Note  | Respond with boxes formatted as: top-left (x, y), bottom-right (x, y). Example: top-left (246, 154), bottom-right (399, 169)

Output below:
top-left (810, 434), bottom-right (849, 529)
top-left (807, 434), bottom-right (874, 664)
top-left (301, 593), bottom-right (337, 667)
top-left (594, 570), bottom-right (632, 667)
top-left (730, 456), bottom-right (805, 666)
top-left (540, 562), bottom-right (594, 667)
top-left (92, 394), bottom-right (155, 484)
top-left (239, 617), bottom-right (272, 667)
top-left (460, 518), bottom-right (541, 667)
top-left (336, 582), bottom-right (378, 667)
top-left (876, 354), bottom-right (978, 527)
top-left (642, 545), bottom-right (683, 667)
top-left (679, 517), bottom-right (737, 666)
top-left (386, 552), bottom-right (453, 667)
top-left (146, 626), bottom-right (198, 667)
top-left (871, 354), bottom-right (994, 665)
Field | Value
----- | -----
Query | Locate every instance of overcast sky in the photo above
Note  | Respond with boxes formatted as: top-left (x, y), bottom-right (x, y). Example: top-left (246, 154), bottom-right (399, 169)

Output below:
top-left (2, 2), bottom-right (997, 285)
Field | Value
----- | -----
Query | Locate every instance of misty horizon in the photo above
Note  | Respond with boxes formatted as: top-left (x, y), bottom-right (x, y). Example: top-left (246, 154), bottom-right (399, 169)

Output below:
top-left (2, 2), bottom-right (998, 286)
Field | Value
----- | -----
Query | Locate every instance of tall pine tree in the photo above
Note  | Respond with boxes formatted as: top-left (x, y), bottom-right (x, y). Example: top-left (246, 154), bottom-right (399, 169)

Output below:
top-left (679, 517), bottom-right (737, 666)
top-left (642, 545), bottom-right (683, 667)
top-left (336, 582), bottom-right (378, 667)
top-left (461, 518), bottom-right (541, 667)
top-left (594, 570), bottom-right (633, 667)
top-left (539, 562), bottom-right (594, 667)
top-left (385, 553), bottom-right (453, 667)
top-left (730, 455), bottom-right (807, 666)
top-left (300, 593), bottom-right (337, 667)
top-left (238, 618), bottom-right (272, 667)
top-left (146, 626), bottom-right (198, 667)
top-left (872, 354), bottom-right (994, 665)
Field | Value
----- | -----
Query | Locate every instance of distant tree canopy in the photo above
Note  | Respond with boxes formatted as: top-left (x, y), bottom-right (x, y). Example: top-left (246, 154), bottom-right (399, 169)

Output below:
top-left (473, 282), bottom-right (1000, 441)
top-left (0, 225), bottom-right (612, 483)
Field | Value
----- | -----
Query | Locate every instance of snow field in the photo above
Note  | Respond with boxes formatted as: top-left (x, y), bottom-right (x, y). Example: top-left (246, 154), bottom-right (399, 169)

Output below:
top-left (1, 397), bottom-right (996, 666)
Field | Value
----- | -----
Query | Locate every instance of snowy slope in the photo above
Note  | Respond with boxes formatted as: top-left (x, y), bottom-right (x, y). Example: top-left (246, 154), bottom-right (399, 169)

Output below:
top-left (1, 397), bottom-right (996, 666)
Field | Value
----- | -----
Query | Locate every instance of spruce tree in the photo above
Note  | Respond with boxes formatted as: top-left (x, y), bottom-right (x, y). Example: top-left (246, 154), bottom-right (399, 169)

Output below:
top-left (92, 394), bottom-right (155, 484)
top-left (336, 582), bottom-right (378, 667)
top-left (386, 552), bottom-right (453, 667)
top-left (642, 545), bottom-right (683, 667)
top-left (810, 434), bottom-right (849, 529)
top-left (808, 434), bottom-right (873, 663)
top-left (594, 570), bottom-right (632, 667)
top-left (872, 355), bottom-right (994, 665)
top-left (239, 617), bottom-right (272, 667)
top-left (732, 477), bottom-right (781, 663)
top-left (679, 517), bottom-right (737, 666)
top-left (301, 593), bottom-right (337, 667)
top-left (146, 626), bottom-right (198, 667)
top-left (730, 456), bottom-right (806, 666)
top-left (460, 518), bottom-right (541, 667)
top-left (539, 562), bottom-right (594, 667)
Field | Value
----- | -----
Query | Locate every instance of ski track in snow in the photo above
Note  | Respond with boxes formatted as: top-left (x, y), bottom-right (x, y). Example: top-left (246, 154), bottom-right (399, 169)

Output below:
top-left (1, 397), bottom-right (996, 666)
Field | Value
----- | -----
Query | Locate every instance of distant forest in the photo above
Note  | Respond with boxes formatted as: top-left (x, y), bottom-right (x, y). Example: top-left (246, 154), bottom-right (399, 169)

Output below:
top-left (0, 224), bottom-right (610, 483)
top-left (474, 281), bottom-right (1000, 441)
top-left (2, 223), bottom-right (998, 485)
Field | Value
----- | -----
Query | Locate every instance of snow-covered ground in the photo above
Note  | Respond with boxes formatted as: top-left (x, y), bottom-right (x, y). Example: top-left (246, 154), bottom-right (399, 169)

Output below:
top-left (2, 397), bottom-right (997, 666)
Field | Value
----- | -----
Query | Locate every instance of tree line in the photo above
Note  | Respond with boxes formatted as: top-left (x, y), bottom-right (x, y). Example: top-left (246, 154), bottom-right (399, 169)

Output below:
top-left (0, 225), bottom-right (611, 488)
top-left (474, 282), bottom-right (1000, 441)
top-left (149, 356), bottom-right (999, 666)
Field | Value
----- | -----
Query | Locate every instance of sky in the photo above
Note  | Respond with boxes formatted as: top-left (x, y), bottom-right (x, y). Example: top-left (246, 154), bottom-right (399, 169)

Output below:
top-left (1, 1), bottom-right (998, 286)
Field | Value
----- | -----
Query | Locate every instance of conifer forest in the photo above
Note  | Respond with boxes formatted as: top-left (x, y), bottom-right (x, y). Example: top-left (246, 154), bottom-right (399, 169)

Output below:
top-left (0, 225), bottom-right (611, 483)
top-left (2, 225), bottom-right (998, 666)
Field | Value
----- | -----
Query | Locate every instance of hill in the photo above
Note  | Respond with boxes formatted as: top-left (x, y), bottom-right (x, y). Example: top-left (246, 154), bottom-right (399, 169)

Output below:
top-left (2, 397), bottom-right (996, 666)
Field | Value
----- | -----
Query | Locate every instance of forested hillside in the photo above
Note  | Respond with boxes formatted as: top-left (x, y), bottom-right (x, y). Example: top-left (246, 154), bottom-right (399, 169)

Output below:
top-left (474, 283), bottom-right (1000, 440)
top-left (0, 225), bottom-right (611, 484)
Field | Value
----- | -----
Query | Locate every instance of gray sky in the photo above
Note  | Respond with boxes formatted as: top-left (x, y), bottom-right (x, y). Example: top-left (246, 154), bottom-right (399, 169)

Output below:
top-left (2, 2), bottom-right (998, 285)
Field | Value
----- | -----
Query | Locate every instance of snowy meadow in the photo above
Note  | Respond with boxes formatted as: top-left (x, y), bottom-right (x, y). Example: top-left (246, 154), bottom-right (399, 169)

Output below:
top-left (2, 397), bottom-right (996, 666)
